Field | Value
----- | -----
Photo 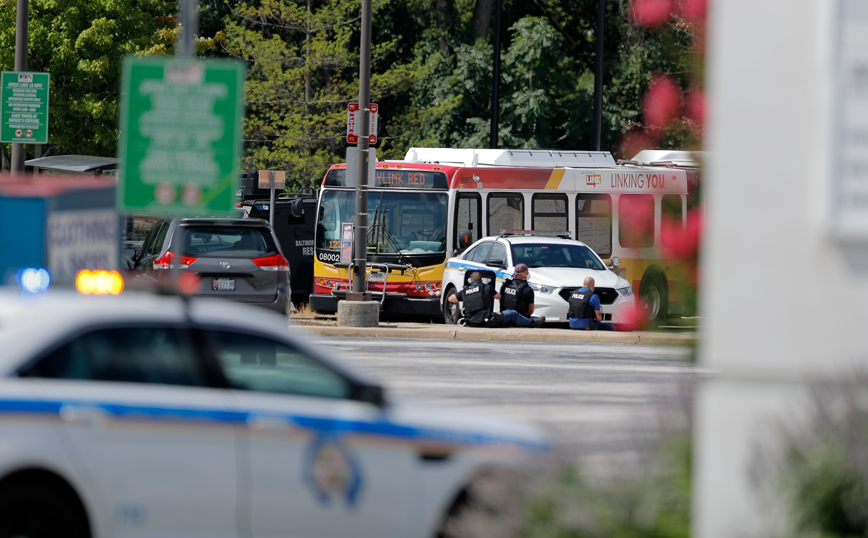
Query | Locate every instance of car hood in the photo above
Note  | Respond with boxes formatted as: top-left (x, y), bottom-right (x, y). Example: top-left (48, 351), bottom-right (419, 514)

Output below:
top-left (525, 267), bottom-right (629, 289)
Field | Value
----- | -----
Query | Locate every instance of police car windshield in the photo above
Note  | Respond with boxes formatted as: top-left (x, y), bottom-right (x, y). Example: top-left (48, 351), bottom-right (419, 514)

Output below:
top-left (512, 243), bottom-right (605, 270)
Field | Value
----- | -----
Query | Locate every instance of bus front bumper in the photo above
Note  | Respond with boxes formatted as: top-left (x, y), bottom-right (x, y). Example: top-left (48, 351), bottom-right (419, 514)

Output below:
top-left (309, 293), bottom-right (442, 317)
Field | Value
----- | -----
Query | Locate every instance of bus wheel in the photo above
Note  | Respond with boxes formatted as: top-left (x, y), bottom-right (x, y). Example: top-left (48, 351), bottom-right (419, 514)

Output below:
top-left (443, 287), bottom-right (461, 325)
top-left (639, 270), bottom-right (668, 325)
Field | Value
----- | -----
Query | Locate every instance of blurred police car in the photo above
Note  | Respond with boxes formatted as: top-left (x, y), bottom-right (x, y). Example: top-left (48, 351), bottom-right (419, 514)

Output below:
top-left (0, 287), bottom-right (546, 538)
top-left (442, 231), bottom-right (635, 326)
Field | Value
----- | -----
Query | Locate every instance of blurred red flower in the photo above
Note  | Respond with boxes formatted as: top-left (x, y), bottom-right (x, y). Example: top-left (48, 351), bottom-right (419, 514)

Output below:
top-left (620, 128), bottom-right (655, 160)
top-left (676, 0), bottom-right (707, 24)
top-left (631, 0), bottom-right (674, 28)
top-left (643, 74), bottom-right (682, 130)
top-left (660, 208), bottom-right (703, 260)
top-left (684, 89), bottom-right (705, 130)
top-left (618, 298), bottom-right (650, 332)
top-left (178, 272), bottom-right (201, 296)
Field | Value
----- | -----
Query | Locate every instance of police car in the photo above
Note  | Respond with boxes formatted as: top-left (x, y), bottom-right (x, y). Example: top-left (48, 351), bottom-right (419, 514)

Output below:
top-left (0, 288), bottom-right (546, 538)
top-left (442, 232), bottom-right (635, 326)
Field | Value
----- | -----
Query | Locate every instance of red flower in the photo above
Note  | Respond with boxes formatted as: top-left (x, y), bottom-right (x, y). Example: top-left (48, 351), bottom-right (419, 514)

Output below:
top-left (643, 74), bottom-right (682, 130)
top-left (618, 299), bottom-right (649, 332)
top-left (620, 128), bottom-right (655, 161)
top-left (631, 0), bottom-right (674, 28)
top-left (684, 89), bottom-right (705, 130)
top-left (676, 0), bottom-right (707, 25)
top-left (660, 208), bottom-right (702, 260)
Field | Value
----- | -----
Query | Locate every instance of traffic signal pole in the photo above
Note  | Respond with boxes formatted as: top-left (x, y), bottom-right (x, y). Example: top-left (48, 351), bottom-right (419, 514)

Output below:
top-left (351, 0), bottom-right (372, 294)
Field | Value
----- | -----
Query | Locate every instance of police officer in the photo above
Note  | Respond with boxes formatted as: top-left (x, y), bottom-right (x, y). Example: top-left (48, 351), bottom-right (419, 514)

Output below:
top-left (567, 276), bottom-right (615, 330)
top-left (448, 271), bottom-right (503, 327)
top-left (499, 263), bottom-right (545, 328)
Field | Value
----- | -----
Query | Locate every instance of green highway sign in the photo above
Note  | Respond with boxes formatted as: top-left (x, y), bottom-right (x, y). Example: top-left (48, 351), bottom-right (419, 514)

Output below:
top-left (1, 72), bottom-right (50, 144)
top-left (117, 56), bottom-right (246, 216)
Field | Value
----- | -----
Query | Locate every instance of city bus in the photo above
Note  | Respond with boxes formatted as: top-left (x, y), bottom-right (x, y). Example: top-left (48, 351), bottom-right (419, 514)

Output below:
top-left (310, 147), bottom-right (699, 322)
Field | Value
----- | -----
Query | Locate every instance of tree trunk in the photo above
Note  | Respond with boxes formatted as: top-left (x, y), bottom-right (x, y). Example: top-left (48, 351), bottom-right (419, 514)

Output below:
top-left (435, 0), bottom-right (453, 56)
top-left (470, 0), bottom-right (494, 42)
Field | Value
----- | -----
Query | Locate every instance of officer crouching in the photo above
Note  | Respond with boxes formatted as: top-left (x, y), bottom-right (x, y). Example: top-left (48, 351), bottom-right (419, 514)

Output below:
top-left (448, 271), bottom-right (504, 327)
top-left (498, 263), bottom-right (545, 328)
top-left (568, 276), bottom-right (616, 331)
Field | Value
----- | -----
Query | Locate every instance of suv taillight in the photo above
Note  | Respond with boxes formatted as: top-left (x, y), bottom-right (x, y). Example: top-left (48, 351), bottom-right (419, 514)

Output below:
top-left (154, 251), bottom-right (197, 269)
top-left (252, 253), bottom-right (289, 271)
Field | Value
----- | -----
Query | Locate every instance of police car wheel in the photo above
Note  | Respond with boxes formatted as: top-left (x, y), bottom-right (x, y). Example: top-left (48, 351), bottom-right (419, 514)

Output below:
top-left (0, 480), bottom-right (89, 538)
top-left (443, 288), bottom-right (461, 325)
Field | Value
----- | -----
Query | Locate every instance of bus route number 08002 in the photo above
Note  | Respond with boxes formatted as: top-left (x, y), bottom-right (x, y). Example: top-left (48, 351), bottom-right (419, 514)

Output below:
top-left (317, 251), bottom-right (341, 263)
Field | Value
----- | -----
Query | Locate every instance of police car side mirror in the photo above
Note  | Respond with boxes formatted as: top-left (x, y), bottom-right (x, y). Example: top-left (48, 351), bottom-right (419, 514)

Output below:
top-left (352, 382), bottom-right (387, 407)
top-left (488, 258), bottom-right (506, 268)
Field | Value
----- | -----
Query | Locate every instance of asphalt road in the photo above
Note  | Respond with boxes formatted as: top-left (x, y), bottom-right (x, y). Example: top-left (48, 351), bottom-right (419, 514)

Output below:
top-left (318, 336), bottom-right (707, 467)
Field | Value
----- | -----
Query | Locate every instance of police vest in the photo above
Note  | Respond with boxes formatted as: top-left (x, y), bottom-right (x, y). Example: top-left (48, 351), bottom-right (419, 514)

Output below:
top-left (462, 281), bottom-right (492, 317)
top-left (567, 289), bottom-right (596, 319)
top-left (500, 279), bottom-right (530, 316)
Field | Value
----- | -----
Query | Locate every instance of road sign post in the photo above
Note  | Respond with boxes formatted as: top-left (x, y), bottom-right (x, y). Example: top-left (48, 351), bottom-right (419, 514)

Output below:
top-left (1, 71), bottom-right (49, 144)
top-left (117, 56), bottom-right (245, 216)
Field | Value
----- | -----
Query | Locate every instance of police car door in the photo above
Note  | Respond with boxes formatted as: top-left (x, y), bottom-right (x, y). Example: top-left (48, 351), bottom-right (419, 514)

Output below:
top-left (205, 329), bottom-right (413, 538)
top-left (22, 324), bottom-right (238, 538)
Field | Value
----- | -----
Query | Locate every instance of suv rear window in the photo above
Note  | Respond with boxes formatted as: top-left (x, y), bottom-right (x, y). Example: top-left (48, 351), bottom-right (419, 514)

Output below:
top-left (179, 226), bottom-right (277, 258)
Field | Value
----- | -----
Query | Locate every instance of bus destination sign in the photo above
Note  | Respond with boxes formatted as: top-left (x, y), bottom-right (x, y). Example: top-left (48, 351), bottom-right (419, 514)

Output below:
top-left (325, 169), bottom-right (447, 189)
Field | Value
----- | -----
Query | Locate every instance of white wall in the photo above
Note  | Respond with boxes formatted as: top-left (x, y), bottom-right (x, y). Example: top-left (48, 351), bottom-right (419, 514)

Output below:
top-left (695, 0), bottom-right (868, 536)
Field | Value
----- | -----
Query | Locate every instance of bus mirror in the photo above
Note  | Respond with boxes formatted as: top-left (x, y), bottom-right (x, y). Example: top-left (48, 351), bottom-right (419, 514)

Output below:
top-left (458, 230), bottom-right (473, 250)
top-left (606, 256), bottom-right (621, 270)
top-left (290, 198), bottom-right (304, 218)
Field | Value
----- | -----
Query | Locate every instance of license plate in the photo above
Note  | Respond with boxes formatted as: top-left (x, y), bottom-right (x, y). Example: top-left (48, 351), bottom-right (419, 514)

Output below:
top-left (212, 278), bottom-right (235, 291)
top-left (368, 271), bottom-right (386, 282)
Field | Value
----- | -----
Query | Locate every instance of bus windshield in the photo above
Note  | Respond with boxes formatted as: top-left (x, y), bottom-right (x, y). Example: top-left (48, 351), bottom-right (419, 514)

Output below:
top-left (317, 190), bottom-right (448, 254)
top-left (511, 243), bottom-right (606, 270)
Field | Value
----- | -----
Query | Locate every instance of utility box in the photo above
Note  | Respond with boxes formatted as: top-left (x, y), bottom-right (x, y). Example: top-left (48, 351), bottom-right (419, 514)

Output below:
top-left (0, 174), bottom-right (118, 287)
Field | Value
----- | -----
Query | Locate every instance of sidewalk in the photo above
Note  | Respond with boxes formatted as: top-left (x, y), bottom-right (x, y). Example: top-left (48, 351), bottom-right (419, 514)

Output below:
top-left (290, 316), bottom-right (697, 345)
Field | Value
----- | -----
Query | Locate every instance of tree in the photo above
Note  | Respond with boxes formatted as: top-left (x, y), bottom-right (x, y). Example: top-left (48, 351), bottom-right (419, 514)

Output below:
top-left (0, 0), bottom-right (177, 166)
top-left (220, 0), bottom-right (420, 191)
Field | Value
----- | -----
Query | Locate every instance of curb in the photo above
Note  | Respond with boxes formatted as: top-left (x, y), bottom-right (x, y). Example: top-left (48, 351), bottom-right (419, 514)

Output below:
top-left (293, 323), bottom-right (696, 345)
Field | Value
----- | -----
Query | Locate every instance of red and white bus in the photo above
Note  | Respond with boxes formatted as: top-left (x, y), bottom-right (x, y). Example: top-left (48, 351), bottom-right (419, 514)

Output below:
top-left (309, 147), bottom-right (698, 321)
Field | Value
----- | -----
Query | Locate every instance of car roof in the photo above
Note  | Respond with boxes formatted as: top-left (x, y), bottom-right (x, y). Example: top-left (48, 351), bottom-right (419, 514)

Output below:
top-left (480, 235), bottom-right (591, 247)
top-left (0, 289), bottom-right (292, 376)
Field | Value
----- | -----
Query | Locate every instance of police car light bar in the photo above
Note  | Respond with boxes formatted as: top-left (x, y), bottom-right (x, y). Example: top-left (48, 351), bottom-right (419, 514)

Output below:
top-left (498, 229), bottom-right (571, 239)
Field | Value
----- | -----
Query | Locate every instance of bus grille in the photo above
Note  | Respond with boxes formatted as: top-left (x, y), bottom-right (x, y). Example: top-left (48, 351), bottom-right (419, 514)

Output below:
top-left (558, 287), bottom-right (617, 305)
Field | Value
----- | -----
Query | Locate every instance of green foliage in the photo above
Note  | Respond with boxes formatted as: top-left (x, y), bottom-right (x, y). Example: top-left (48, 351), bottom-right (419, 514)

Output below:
top-left (522, 434), bottom-right (692, 538)
top-left (0, 0), bottom-right (177, 159)
top-left (758, 376), bottom-right (868, 537)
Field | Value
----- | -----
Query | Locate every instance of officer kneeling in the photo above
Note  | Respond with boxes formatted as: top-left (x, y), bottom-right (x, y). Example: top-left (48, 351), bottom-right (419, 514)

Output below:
top-left (568, 277), bottom-right (616, 331)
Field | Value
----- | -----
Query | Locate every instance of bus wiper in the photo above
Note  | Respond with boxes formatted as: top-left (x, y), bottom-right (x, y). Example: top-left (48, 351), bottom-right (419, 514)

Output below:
top-left (367, 201), bottom-right (411, 266)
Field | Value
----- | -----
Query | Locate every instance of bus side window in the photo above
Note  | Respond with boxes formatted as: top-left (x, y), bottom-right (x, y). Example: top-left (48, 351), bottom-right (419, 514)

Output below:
top-left (455, 193), bottom-right (482, 254)
top-left (576, 194), bottom-right (612, 258)
top-left (661, 194), bottom-right (685, 249)
top-left (532, 193), bottom-right (568, 232)
top-left (488, 193), bottom-right (524, 235)
top-left (618, 194), bottom-right (655, 249)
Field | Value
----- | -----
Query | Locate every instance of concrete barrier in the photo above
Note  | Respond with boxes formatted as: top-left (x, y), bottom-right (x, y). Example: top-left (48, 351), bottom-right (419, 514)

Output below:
top-left (337, 300), bottom-right (380, 327)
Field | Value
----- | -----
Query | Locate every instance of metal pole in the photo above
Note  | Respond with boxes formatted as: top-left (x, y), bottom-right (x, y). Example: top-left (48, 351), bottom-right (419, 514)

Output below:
top-left (592, 0), bottom-right (605, 151)
top-left (489, 0), bottom-right (502, 149)
top-left (177, 0), bottom-right (199, 58)
top-left (269, 170), bottom-right (275, 229)
top-left (352, 0), bottom-right (372, 294)
top-left (11, 0), bottom-right (29, 175)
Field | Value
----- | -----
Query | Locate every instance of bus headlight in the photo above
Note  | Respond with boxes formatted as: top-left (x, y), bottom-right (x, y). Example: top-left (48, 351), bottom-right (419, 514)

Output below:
top-left (616, 286), bottom-right (634, 297)
top-left (528, 281), bottom-right (554, 294)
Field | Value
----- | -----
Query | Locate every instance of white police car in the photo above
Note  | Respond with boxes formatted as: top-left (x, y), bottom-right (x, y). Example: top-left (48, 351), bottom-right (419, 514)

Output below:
top-left (0, 289), bottom-right (546, 538)
top-left (442, 232), bottom-right (635, 326)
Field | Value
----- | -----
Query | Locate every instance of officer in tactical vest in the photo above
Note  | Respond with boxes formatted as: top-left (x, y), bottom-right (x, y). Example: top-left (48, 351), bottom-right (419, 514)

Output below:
top-left (568, 276), bottom-right (615, 330)
top-left (499, 263), bottom-right (545, 328)
top-left (448, 271), bottom-right (504, 327)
